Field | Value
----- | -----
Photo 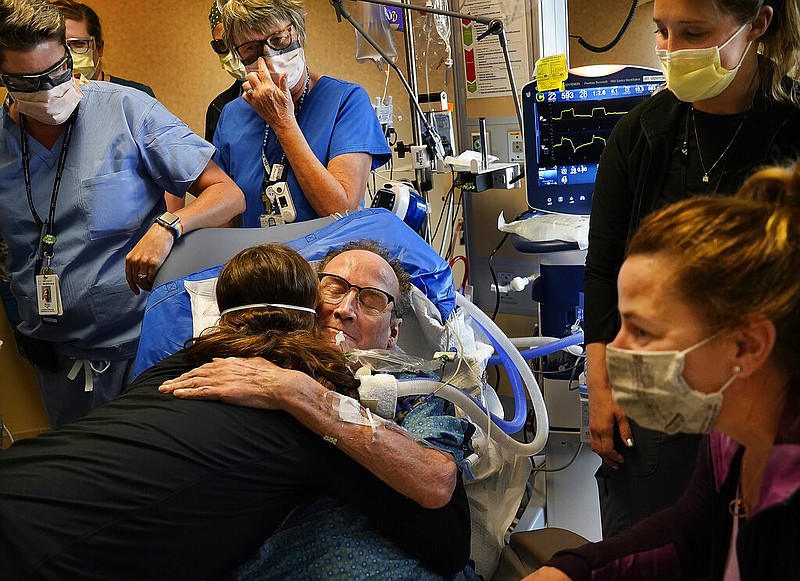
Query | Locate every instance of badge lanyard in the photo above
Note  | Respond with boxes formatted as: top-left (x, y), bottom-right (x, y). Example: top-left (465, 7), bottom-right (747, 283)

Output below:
top-left (260, 68), bottom-right (310, 215)
top-left (20, 108), bottom-right (78, 275)
top-left (20, 107), bottom-right (79, 323)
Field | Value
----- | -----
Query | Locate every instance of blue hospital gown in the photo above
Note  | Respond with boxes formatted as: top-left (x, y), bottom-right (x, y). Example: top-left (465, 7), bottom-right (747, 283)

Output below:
top-left (229, 395), bottom-right (479, 581)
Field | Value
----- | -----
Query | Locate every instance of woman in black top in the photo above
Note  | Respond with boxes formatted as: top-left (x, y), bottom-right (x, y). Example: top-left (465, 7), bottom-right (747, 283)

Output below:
top-left (585, 0), bottom-right (800, 537)
top-left (0, 244), bottom-right (470, 580)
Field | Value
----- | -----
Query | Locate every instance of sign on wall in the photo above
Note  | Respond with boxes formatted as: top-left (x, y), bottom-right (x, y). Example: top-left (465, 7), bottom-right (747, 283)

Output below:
top-left (460, 0), bottom-right (530, 98)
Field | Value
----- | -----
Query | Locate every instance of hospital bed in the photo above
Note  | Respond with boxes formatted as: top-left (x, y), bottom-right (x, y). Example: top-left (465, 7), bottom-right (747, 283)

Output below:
top-left (136, 208), bottom-right (588, 579)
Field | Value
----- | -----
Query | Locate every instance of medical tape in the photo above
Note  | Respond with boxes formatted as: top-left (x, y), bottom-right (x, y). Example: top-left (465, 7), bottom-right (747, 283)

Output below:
top-left (323, 391), bottom-right (384, 433)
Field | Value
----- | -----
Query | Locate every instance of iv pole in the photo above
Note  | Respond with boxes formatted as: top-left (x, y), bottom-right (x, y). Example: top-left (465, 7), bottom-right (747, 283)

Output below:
top-left (329, 0), bottom-right (525, 164)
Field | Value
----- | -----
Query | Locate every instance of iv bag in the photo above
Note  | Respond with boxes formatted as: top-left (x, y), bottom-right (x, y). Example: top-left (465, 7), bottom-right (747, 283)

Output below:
top-left (353, 1), bottom-right (398, 67)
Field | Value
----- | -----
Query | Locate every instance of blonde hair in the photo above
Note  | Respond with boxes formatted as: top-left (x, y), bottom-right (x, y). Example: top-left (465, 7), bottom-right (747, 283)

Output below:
top-left (628, 161), bottom-right (800, 379)
top-left (221, 0), bottom-right (307, 50)
top-left (713, 0), bottom-right (800, 104)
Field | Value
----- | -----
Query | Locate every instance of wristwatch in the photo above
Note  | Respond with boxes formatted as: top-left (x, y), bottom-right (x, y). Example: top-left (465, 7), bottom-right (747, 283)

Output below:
top-left (155, 211), bottom-right (183, 238)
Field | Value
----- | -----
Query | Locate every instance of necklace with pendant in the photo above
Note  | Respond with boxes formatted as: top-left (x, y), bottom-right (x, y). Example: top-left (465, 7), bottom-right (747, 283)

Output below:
top-left (692, 108), bottom-right (747, 184)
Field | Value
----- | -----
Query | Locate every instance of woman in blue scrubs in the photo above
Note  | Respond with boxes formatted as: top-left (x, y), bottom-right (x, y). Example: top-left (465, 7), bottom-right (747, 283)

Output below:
top-left (213, 0), bottom-right (392, 227)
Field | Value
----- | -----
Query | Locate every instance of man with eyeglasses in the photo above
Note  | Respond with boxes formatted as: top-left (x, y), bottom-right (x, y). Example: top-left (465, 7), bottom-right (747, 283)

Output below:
top-left (52, 0), bottom-right (155, 97)
top-left (0, 0), bottom-right (245, 428)
top-left (161, 240), bottom-right (480, 579)
top-left (214, 0), bottom-right (391, 228)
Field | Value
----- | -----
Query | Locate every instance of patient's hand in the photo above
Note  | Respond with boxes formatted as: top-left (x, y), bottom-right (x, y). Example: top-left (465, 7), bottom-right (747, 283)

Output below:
top-left (159, 357), bottom-right (302, 409)
top-left (522, 566), bottom-right (573, 580)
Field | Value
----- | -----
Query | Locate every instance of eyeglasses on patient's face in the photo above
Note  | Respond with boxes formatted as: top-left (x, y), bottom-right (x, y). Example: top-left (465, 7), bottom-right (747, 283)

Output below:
top-left (0, 51), bottom-right (73, 93)
top-left (233, 24), bottom-right (296, 66)
top-left (318, 273), bottom-right (395, 316)
top-left (66, 37), bottom-right (95, 54)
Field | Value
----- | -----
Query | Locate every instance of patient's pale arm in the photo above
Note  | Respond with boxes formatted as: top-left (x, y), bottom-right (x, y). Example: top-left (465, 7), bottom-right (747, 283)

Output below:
top-left (159, 356), bottom-right (457, 509)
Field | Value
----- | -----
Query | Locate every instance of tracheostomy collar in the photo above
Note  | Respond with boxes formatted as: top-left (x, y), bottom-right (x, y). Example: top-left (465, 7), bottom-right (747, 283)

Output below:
top-left (218, 302), bottom-right (317, 317)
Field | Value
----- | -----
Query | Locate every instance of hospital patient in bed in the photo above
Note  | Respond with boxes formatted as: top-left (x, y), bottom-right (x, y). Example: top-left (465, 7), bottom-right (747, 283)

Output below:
top-left (0, 243), bottom-right (471, 580)
top-left (161, 241), bottom-right (480, 580)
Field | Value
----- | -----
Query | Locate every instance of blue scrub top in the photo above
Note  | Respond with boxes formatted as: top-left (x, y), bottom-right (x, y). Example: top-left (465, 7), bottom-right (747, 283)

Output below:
top-left (0, 82), bottom-right (215, 358)
top-left (214, 76), bottom-right (391, 227)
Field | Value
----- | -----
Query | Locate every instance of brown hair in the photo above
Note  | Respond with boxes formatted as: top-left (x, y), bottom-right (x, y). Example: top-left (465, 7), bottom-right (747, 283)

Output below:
top-left (317, 240), bottom-right (413, 320)
top-left (0, 0), bottom-right (64, 64)
top-left (628, 161), bottom-right (800, 379)
top-left (185, 244), bottom-right (359, 398)
top-left (51, 0), bottom-right (103, 45)
top-left (712, 0), bottom-right (800, 104)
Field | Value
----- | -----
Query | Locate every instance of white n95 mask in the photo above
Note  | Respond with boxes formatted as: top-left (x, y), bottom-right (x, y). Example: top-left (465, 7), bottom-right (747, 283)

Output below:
top-left (247, 46), bottom-right (306, 89)
top-left (606, 335), bottom-right (739, 435)
top-left (11, 77), bottom-right (84, 125)
top-left (218, 51), bottom-right (248, 82)
top-left (656, 23), bottom-right (750, 103)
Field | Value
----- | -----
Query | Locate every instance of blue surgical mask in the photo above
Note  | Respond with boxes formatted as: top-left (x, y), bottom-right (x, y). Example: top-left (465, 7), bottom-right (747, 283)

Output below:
top-left (606, 334), bottom-right (740, 434)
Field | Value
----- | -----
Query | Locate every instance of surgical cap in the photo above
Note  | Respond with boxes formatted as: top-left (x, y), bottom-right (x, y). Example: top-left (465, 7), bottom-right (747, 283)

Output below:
top-left (209, 1), bottom-right (222, 31)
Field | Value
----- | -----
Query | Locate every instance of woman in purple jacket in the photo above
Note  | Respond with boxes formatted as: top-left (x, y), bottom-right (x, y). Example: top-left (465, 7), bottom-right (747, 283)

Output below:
top-left (527, 161), bottom-right (800, 581)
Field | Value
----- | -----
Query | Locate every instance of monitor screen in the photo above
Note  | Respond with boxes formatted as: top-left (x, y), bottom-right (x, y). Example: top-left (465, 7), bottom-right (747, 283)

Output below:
top-left (523, 65), bottom-right (663, 215)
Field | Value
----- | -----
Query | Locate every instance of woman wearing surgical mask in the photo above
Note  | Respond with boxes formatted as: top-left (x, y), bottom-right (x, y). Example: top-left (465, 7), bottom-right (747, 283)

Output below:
top-left (526, 161), bottom-right (800, 580)
top-left (51, 0), bottom-right (155, 97)
top-left (214, 0), bottom-right (391, 228)
top-left (584, 0), bottom-right (800, 538)
top-left (205, 0), bottom-right (246, 143)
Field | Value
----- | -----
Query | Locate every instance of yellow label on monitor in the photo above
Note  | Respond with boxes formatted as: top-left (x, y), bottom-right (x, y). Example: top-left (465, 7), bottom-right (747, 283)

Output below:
top-left (535, 54), bottom-right (568, 92)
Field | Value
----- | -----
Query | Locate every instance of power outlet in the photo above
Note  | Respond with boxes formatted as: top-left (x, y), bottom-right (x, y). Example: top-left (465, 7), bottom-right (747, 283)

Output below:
top-left (497, 271), bottom-right (517, 303)
top-left (507, 130), bottom-right (524, 163)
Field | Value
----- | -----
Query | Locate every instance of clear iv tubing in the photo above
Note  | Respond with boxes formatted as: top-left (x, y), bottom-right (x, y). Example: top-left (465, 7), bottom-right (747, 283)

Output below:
top-left (487, 332), bottom-right (585, 366)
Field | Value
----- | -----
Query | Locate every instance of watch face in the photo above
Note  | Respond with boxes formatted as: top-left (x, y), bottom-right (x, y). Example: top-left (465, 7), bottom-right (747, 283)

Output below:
top-left (159, 212), bottom-right (180, 226)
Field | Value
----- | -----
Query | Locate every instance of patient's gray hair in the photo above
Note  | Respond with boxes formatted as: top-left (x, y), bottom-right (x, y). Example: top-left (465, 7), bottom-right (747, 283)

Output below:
top-left (318, 240), bottom-right (412, 320)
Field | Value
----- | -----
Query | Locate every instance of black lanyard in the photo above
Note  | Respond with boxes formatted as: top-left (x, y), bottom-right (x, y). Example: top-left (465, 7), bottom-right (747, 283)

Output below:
top-left (260, 69), bottom-right (310, 213)
top-left (19, 107), bottom-right (78, 275)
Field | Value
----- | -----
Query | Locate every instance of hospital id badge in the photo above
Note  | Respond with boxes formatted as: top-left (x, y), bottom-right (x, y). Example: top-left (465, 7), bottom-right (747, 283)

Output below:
top-left (259, 213), bottom-right (286, 228)
top-left (269, 163), bottom-right (285, 183)
top-left (36, 273), bottom-right (63, 317)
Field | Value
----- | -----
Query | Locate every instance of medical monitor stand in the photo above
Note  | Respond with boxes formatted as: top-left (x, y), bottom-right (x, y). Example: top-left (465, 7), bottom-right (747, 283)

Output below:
top-left (515, 65), bottom-right (662, 542)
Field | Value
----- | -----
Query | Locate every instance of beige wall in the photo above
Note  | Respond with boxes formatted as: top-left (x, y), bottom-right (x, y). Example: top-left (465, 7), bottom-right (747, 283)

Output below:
top-left (84, 0), bottom-right (413, 138)
top-left (0, 304), bottom-right (49, 446)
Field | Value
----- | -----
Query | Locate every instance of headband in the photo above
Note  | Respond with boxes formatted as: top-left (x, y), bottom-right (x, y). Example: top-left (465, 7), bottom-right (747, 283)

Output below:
top-left (219, 302), bottom-right (317, 317)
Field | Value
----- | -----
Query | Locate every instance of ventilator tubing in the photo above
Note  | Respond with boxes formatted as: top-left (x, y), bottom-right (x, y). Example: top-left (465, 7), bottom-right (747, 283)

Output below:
top-left (397, 378), bottom-right (545, 456)
top-left (398, 293), bottom-right (550, 455)
top-left (488, 332), bottom-right (585, 366)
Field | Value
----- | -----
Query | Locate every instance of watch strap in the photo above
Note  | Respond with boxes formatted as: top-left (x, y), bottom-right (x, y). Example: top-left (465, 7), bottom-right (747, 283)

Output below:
top-left (156, 213), bottom-right (183, 239)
